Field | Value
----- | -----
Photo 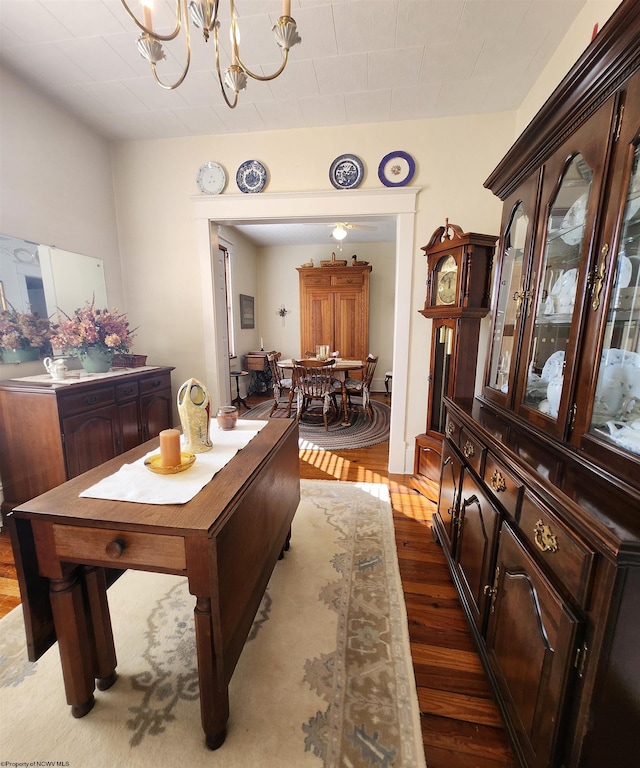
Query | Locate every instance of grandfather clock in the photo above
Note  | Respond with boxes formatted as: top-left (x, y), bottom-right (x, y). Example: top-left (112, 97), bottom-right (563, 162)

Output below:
top-left (414, 221), bottom-right (497, 497)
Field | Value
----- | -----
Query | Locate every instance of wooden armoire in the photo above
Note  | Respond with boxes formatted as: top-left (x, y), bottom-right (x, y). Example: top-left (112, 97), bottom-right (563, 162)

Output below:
top-left (297, 264), bottom-right (372, 360)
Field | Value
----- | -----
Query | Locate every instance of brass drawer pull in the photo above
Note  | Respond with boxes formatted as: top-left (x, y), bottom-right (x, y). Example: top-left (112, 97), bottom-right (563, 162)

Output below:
top-left (534, 520), bottom-right (559, 553)
top-left (490, 469), bottom-right (506, 492)
top-left (446, 422), bottom-right (455, 437)
top-left (106, 539), bottom-right (126, 559)
top-left (463, 441), bottom-right (475, 458)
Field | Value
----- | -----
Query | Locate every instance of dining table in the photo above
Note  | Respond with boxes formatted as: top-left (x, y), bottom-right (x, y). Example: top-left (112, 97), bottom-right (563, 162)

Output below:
top-left (278, 357), bottom-right (364, 426)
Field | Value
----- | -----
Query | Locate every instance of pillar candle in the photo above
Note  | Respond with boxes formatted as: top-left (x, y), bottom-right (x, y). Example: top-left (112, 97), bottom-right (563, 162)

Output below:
top-left (142, 0), bottom-right (153, 29)
top-left (283, 0), bottom-right (291, 17)
top-left (159, 428), bottom-right (181, 468)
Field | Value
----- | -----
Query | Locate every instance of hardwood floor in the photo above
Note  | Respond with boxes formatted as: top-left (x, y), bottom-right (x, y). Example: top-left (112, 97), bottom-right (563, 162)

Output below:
top-left (0, 392), bottom-right (516, 768)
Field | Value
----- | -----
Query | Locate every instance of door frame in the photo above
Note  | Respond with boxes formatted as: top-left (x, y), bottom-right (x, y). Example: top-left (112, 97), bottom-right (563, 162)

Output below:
top-left (193, 187), bottom-right (418, 473)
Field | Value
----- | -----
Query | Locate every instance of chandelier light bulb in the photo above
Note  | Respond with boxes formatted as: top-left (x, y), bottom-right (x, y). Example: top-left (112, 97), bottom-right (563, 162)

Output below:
top-left (332, 226), bottom-right (348, 241)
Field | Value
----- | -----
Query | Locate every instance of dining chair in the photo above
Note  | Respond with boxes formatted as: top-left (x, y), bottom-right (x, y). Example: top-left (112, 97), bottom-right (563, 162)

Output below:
top-left (293, 358), bottom-right (338, 430)
top-left (267, 352), bottom-right (294, 417)
top-left (343, 354), bottom-right (379, 419)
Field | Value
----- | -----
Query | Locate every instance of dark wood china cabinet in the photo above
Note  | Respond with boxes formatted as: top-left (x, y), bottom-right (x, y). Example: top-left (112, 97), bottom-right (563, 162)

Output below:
top-left (432, 3), bottom-right (640, 767)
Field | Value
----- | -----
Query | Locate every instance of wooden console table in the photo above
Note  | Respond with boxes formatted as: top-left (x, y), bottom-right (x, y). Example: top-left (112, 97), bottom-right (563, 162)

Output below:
top-left (9, 418), bottom-right (300, 750)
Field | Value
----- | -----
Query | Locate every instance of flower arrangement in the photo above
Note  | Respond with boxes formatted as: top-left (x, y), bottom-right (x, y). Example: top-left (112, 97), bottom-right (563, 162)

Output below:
top-left (51, 298), bottom-right (135, 357)
top-left (0, 305), bottom-right (52, 352)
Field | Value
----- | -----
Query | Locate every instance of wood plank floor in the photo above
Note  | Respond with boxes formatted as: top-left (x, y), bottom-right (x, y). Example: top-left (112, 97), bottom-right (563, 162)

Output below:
top-left (0, 393), bottom-right (516, 768)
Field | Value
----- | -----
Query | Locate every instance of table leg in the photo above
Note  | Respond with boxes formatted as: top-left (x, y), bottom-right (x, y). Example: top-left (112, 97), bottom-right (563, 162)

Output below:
top-left (49, 569), bottom-right (97, 717)
top-left (81, 565), bottom-right (118, 691)
top-left (193, 595), bottom-right (229, 750)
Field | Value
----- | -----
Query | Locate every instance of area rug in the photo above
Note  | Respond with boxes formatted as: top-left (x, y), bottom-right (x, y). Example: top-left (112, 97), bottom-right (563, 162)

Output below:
top-left (0, 480), bottom-right (426, 768)
top-left (244, 400), bottom-right (391, 450)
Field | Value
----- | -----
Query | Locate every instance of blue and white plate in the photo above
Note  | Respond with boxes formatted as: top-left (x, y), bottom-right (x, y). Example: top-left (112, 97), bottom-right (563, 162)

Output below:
top-left (236, 160), bottom-right (268, 193)
top-left (378, 150), bottom-right (416, 187)
top-left (329, 154), bottom-right (364, 190)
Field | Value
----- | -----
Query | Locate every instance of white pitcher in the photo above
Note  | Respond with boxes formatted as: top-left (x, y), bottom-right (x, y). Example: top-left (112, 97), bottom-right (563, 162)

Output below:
top-left (43, 357), bottom-right (68, 380)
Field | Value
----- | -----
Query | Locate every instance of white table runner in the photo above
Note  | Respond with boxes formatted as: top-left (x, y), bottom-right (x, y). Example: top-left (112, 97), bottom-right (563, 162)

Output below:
top-left (79, 419), bottom-right (268, 505)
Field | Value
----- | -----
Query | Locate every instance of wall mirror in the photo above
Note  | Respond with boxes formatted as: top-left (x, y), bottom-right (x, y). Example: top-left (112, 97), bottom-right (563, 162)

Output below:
top-left (0, 233), bottom-right (108, 362)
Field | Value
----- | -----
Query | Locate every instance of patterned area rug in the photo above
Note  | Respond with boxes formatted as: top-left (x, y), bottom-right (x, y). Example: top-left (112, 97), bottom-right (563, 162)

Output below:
top-left (244, 399), bottom-right (391, 450)
top-left (0, 480), bottom-right (426, 768)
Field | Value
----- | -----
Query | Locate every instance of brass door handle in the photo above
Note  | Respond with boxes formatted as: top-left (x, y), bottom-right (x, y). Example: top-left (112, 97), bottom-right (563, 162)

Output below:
top-left (591, 243), bottom-right (609, 310)
top-left (463, 441), bottom-right (475, 458)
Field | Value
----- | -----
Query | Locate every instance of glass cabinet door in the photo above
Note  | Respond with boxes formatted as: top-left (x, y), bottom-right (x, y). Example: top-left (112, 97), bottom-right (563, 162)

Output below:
top-left (587, 119), bottom-right (640, 458)
top-left (484, 174), bottom-right (539, 406)
top-left (522, 154), bottom-right (593, 419)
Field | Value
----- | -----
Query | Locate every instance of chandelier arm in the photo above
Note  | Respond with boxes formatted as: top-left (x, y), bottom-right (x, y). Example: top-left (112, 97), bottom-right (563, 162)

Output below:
top-left (236, 49), bottom-right (289, 83)
top-left (120, 0), bottom-right (183, 42)
top-left (213, 18), bottom-right (239, 109)
top-left (147, 0), bottom-right (192, 90)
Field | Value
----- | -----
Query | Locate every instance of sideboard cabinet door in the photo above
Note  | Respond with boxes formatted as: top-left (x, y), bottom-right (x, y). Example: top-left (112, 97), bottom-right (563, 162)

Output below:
top-left (485, 523), bottom-right (581, 768)
top-left (454, 472), bottom-right (501, 635)
top-left (62, 404), bottom-right (121, 478)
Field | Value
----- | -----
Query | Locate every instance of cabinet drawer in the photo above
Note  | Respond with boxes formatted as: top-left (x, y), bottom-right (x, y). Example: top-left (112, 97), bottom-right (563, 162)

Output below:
top-left (459, 427), bottom-right (485, 475)
top-left (59, 386), bottom-right (115, 417)
top-left (445, 413), bottom-right (461, 446)
top-left (139, 371), bottom-right (172, 395)
top-left (484, 454), bottom-right (523, 518)
top-left (332, 272), bottom-right (364, 286)
top-left (518, 493), bottom-right (595, 607)
top-left (304, 274), bottom-right (331, 287)
top-left (115, 380), bottom-right (139, 402)
top-left (52, 524), bottom-right (187, 571)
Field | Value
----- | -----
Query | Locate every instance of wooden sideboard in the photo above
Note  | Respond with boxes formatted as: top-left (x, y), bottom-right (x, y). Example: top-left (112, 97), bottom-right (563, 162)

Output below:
top-left (297, 264), bottom-right (371, 361)
top-left (0, 366), bottom-right (174, 520)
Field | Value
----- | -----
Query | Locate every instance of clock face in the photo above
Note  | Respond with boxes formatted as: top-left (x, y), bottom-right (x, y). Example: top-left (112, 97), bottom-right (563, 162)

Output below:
top-left (196, 162), bottom-right (226, 195)
top-left (435, 255), bottom-right (458, 306)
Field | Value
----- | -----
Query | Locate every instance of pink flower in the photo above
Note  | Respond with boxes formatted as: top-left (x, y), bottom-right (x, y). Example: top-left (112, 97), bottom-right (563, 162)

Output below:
top-left (51, 298), bottom-right (136, 356)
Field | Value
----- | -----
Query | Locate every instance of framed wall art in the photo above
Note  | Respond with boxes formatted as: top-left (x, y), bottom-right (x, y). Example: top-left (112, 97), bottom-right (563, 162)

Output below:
top-left (239, 294), bottom-right (255, 329)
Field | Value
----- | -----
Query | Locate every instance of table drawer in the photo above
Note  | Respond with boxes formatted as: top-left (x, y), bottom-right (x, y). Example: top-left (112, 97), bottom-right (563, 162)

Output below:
top-left (332, 272), bottom-right (364, 286)
top-left (304, 274), bottom-right (331, 287)
top-left (459, 427), bottom-right (485, 475)
top-left (484, 453), bottom-right (523, 518)
top-left (59, 386), bottom-right (116, 417)
top-left (139, 371), bottom-right (172, 395)
top-left (115, 380), bottom-right (139, 402)
top-left (518, 493), bottom-right (595, 607)
top-left (52, 524), bottom-right (187, 571)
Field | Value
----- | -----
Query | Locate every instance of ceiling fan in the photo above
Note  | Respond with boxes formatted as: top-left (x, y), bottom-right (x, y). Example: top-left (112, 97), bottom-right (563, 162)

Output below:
top-left (329, 222), bottom-right (377, 241)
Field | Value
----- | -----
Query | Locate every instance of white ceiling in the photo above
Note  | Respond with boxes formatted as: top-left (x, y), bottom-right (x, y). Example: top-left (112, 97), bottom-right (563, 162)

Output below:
top-left (0, 0), bottom-right (587, 143)
top-left (0, 0), bottom-right (589, 246)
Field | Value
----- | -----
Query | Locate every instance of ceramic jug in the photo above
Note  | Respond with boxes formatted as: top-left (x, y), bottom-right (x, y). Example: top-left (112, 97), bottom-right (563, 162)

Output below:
top-left (177, 378), bottom-right (213, 453)
top-left (43, 357), bottom-right (68, 380)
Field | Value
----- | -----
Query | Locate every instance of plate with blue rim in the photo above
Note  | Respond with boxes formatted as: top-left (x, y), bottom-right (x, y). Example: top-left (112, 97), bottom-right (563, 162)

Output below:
top-left (378, 150), bottom-right (416, 187)
top-left (329, 154), bottom-right (364, 190)
top-left (236, 160), bottom-right (268, 193)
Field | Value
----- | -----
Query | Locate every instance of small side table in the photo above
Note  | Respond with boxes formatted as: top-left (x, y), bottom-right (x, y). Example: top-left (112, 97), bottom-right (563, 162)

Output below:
top-left (384, 371), bottom-right (393, 397)
top-left (230, 370), bottom-right (250, 410)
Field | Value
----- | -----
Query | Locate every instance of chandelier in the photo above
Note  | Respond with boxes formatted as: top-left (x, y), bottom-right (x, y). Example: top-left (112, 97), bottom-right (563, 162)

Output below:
top-left (121, 0), bottom-right (301, 109)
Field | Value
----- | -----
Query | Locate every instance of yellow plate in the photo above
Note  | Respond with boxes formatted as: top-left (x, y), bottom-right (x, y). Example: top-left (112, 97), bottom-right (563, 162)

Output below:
top-left (144, 452), bottom-right (196, 474)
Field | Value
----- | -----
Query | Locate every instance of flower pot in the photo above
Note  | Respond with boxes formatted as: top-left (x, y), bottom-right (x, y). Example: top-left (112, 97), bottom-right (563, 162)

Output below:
top-left (79, 346), bottom-right (114, 373)
top-left (1, 347), bottom-right (41, 363)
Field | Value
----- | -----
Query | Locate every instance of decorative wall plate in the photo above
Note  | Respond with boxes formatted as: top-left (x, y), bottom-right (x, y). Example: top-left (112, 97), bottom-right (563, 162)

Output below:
top-left (329, 154), bottom-right (364, 189)
top-left (236, 160), bottom-right (268, 193)
top-left (196, 161), bottom-right (226, 194)
top-left (378, 150), bottom-right (416, 187)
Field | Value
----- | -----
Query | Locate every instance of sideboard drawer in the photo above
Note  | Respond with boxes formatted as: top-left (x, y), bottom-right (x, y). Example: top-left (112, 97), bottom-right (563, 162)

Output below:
top-left (52, 524), bottom-right (187, 572)
top-left (59, 386), bottom-right (116, 417)
top-left (304, 274), bottom-right (331, 287)
top-left (484, 453), bottom-right (523, 518)
top-left (459, 427), bottom-right (485, 475)
top-left (115, 380), bottom-right (139, 402)
top-left (139, 371), bottom-right (172, 395)
top-left (445, 413), bottom-right (462, 446)
top-left (518, 494), bottom-right (595, 607)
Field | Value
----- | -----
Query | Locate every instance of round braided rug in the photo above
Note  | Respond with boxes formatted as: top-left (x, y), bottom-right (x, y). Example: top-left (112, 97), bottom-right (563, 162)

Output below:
top-left (243, 399), bottom-right (391, 450)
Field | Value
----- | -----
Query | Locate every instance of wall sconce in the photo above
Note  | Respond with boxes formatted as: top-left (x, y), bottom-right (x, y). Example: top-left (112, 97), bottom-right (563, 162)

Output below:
top-left (278, 305), bottom-right (289, 325)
